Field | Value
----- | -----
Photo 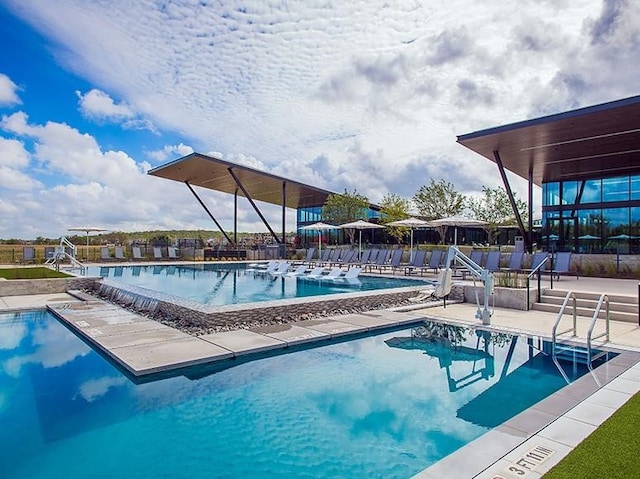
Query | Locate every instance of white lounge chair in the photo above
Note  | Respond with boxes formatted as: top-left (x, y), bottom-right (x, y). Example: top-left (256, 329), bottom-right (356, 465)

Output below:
top-left (269, 261), bottom-right (291, 276)
top-left (318, 267), bottom-right (344, 280)
top-left (285, 265), bottom-right (308, 277)
top-left (304, 266), bottom-right (328, 279)
top-left (327, 266), bottom-right (361, 281)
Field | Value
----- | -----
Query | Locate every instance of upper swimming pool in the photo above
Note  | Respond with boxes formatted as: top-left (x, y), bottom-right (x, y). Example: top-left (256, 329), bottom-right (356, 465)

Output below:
top-left (85, 263), bottom-right (425, 305)
top-left (0, 311), bottom-right (607, 478)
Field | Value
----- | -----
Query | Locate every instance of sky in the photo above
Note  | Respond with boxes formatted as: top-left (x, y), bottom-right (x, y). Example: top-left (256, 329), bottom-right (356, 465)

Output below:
top-left (0, 0), bottom-right (638, 240)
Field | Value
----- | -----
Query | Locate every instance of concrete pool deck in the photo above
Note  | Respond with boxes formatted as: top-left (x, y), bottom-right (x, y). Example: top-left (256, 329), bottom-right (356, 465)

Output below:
top-left (2, 274), bottom-right (640, 478)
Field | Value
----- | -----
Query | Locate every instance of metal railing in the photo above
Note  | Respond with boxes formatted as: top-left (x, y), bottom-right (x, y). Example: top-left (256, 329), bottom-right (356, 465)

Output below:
top-left (526, 255), bottom-right (550, 310)
top-left (587, 294), bottom-right (611, 370)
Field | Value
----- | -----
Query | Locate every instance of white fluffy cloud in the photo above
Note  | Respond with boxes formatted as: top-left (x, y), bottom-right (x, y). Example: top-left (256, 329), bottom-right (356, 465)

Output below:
top-left (0, 73), bottom-right (21, 106)
top-left (1, 0), bottom-right (638, 237)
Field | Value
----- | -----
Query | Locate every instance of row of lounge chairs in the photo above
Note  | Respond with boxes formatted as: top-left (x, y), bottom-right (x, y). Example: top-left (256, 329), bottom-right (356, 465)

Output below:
top-left (251, 260), bottom-right (362, 281)
top-left (99, 246), bottom-right (180, 261)
top-left (295, 247), bottom-right (576, 280)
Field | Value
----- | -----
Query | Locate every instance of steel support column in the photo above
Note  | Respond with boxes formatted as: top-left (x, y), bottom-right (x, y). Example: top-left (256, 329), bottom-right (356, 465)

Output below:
top-left (234, 188), bottom-right (238, 245)
top-left (281, 181), bottom-right (286, 244)
top-left (227, 167), bottom-right (281, 243)
top-left (185, 181), bottom-right (233, 245)
top-left (493, 150), bottom-right (529, 251)
top-left (528, 165), bottom-right (533, 253)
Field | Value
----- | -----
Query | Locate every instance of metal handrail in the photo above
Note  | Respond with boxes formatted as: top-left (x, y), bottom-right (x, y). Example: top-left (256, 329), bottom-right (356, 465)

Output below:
top-left (526, 256), bottom-right (550, 310)
top-left (587, 294), bottom-right (610, 369)
top-left (551, 291), bottom-right (577, 346)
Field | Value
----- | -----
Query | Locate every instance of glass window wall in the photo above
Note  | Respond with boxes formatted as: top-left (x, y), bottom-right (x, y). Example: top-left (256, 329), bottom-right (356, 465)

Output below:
top-left (602, 176), bottom-right (629, 203)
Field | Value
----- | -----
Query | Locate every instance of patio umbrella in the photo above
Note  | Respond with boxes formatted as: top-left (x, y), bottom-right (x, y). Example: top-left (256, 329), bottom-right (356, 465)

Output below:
top-left (426, 215), bottom-right (488, 245)
top-left (68, 226), bottom-right (108, 258)
top-left (338, 219), bottom-right (384, 260)
top-left (386, 217), bottom-right (431, 261)
top-left (301, 222), bottom-right (336, 260)
top-left (578, 234), bottom-right (600, 240)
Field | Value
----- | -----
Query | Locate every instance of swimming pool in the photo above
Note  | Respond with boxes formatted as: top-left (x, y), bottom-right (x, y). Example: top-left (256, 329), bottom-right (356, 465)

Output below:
top-left (0, 311), bottom-right (601, 478)
top-left (85, 263), bottom-right (424, 305)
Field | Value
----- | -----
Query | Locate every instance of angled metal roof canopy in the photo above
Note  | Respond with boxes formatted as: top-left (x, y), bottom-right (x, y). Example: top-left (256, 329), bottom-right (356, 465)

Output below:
top-left (148, 152), bottom-right (334, 209)
top-left (457, 95), bottom-right (640, 186)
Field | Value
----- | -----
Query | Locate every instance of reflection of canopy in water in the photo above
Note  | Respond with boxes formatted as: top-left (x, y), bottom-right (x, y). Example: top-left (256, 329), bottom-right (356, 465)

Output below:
top-left (456, 350), bottom-right (565, 428)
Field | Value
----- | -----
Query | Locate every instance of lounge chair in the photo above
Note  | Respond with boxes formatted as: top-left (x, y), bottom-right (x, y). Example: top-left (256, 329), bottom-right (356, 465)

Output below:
top-left (294, 248), bottom-right (316, 265)
top-left (379, 249), bottom-right (403, 273)
top-left (359, 249), bottom-right (372, 265)
top-left (485, 251), bottom-right (501, 272)
top-left (115, 246), bottom-right (125, 260)
top-left (530, 252), bottom-right (549, 273)
top-left (132, 246), bottom-right (144, 260)
top-left (368, 249), bottom-right (390, 272)
top-left (153, 247), bottom-right (163, 260)
top-left (22, 246), bottom-right (36, 264)
top-left (404, 249), bottom-right (427, 275)
top-left (304, 266), bottom-right (327, 279)
top-left (551, 252), bottom-right (576, 279)
top-left (329, 266), bottom-right (362, 281)
top-left (285, 265), bottom-right (308, 277)
top-left (167, 247), bottom-right (179, 260)
top-left (503, 251), bottom-right (524, 271)
top-left (469, 250), bottom-right (483, 266)
top-left (425, 250), bottom-right (443, 274)
top-left (269, 261), bottom-right (291, 276)
top-left (318, 248), bottom-right (331, 265)
top-left (319, 267), bottom-right (344, 280)
top-left (100, 247), bottom-right (111, 261)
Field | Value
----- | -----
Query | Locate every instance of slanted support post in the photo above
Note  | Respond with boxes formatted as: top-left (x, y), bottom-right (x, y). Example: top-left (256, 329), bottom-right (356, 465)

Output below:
top-left (185, 181), bottom-right (233, 245)
top-left (228, 167), bottom-right (281, 243)
top-left (528, 165), bottom-right (533, 253)
top-left (494, 150), bottom-right (529, 251)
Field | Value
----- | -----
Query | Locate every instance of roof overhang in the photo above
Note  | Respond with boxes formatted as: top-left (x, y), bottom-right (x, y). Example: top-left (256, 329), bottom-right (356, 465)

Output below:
top-left (457, 95), bottom-right (640, 186)
top-left (148, 152), bottom-right (334, 209)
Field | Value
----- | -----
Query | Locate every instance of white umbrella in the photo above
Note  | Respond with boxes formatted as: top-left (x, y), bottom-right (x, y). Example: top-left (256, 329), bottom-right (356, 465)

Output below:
top-left (386, 217), bottom-right (431, 261)
top-left (426, 215), bottom-right (488, 245)
top-left (578, 234), bottom-right (600, 240)
top-left (301, 222), bottom-right (337, 260)
top-left (339, 219), bottom-right (384, 260)
top-left (68, 226), bottom-right (108, 258)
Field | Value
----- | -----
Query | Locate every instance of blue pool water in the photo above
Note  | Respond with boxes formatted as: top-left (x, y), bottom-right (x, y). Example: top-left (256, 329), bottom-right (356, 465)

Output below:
top-left (0, 311), bottom-right (598, 478)
top-left (85, 263), bottom-right (424, 305)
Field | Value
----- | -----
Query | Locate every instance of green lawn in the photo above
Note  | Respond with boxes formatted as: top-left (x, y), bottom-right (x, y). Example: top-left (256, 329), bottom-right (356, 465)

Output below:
top-left (0, 267), bottom-right (71, 279)
top-left (543, 392), bottom-right (640, 478)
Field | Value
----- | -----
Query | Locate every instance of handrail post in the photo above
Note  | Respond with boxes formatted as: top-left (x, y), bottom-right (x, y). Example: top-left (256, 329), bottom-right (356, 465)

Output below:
top-left (572, 292), bottom-right (577, 336)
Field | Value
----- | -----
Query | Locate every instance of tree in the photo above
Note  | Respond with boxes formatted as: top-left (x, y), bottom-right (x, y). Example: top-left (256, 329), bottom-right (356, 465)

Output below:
top-left (413, 179), bottom-right (466, 242)
top-left (467, 186), bottom-right (528, 244)
top-left (322, 189), bottom-right (369, 245)
top-left (379, 193), bottom-right (411, 244)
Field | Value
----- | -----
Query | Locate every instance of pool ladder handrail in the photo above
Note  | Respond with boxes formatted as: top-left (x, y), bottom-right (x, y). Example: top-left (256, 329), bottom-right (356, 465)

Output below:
top-left (551, 291), bottom-right (611, 373)
top-left (587, 294), bottom-right (611, 368)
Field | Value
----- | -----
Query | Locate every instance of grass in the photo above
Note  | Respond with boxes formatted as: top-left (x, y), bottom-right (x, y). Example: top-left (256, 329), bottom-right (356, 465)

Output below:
top-left (0, 267), bottom-right (71, 279)
top-left (543, 392), bottom-right (640, 478)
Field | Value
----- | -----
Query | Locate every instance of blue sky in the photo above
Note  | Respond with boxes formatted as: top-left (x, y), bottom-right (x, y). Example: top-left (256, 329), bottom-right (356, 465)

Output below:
top-left (0, 0), bottom-right (637, 239)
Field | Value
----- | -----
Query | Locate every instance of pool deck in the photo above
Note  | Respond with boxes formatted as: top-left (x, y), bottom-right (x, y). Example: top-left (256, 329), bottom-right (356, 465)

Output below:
top-left (3, 273), bottom-right (640, 478)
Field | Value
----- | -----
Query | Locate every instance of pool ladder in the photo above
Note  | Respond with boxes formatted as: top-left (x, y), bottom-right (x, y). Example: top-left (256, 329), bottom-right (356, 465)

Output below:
top-left (551, 291), bottom-right (611, 377)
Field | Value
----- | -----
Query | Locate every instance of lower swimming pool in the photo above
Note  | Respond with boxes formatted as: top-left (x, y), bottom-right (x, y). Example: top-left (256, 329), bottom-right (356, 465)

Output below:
top-left (0, 311), bottom-right (599, 478)
top-left (85, 263), bottom-right (424, 305)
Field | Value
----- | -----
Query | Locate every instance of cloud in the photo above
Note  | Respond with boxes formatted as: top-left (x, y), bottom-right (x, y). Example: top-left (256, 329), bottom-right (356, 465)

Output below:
top-left (147, 142), bottom-right (194, 163)
top-left (0, 73), bottom-right (21, 106)
top-left (76, 88), bottom-right (158, 133)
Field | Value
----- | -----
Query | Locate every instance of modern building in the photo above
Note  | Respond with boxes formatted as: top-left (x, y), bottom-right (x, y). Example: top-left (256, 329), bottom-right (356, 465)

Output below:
top-left (457, 95), bottom-right (640, 254)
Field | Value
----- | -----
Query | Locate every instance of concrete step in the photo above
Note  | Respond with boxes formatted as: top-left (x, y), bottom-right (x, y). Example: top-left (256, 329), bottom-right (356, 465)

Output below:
top-left (531, 302), bottom-right (638, 323)
top-left (538, 295), bottom-right (638, 314)
top-left (541, 288), bottom-right (637, 305)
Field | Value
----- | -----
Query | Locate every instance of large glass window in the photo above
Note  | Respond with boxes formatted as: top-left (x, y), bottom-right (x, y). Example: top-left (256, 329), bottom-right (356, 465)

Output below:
top-left (602, 176), bottom-right (629, 203)
top-left (578, 209), bottom-right (601, 237)
top-left (543, 182), bottom-right (560, 206)
top-left (631, 176), bottom-right (640, 200)
top-left (579, 179), bottom-right (601, 204)
top-left (561, 181), bottom-right (578, 205)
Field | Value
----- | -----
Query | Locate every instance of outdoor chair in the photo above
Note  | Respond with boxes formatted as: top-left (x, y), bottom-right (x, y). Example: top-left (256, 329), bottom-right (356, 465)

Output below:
top-left (551, 252), bottom-right (576, 279)
top-left (295, 247), bottom-right (315, 265)
top-left (22, 246), bottom-right (36, 264)
top-left (269, 261), bottom-right (291, 276)
top-left (484, 251), bottom-right (501, 272)
top-left (285, 265), bottom-right (309, 277)
top-left (469, 250), bottom-right (483, 267)
top-left (318, 248), bottom-right (331, 265)
top-left (327, 266), bottom-right (362, 281)
top-left (153, 247), bottom-right (163, 260)
top-left (529, 252), bottom-right (549, 273)
top-left (167, 247), bottom-right (179, 260)
top-left (131, 246), bottom-right (144, 260)
top-left (502, 251), bottom-right (524, 271)
top-left (359, 249), bottom-right (372, 265)
top-left (425, 249), bottom-right (443, 274)
top-left (100, 247), bottom-right (112, 261)
top-left (404, 249), bottom-right (427, 275)
top-left (304, 266), bottom-right (326, 279)
top-left (115, 246), bottom-right (125, 260)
